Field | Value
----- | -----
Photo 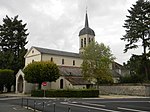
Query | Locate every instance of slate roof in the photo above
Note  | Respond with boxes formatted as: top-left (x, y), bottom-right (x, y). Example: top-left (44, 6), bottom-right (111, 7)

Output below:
top-left (79, 13), bottom-right (95, 36)
top-left (65, 76), bottom-right (91, 85)
top-left (34, 46), bottom-right (80, 58)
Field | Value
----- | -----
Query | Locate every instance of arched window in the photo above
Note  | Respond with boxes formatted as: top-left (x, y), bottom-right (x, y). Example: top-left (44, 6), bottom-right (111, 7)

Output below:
top-left (51, 57), bottom-right (53, 62)
top-left (84, 38), bottom-right (86, 47)
top-left (89, 38), bottom-right (91, 43)
top-left (32, 60), bottom-right (34, 63)
top-left (73, 60), bottom-right (75, 66)
top-left (60, 79), bottom-right (63, 89)
top-left (62, 59), bottom-right (64, 64)
top-left (81, 39), bottom-right (83, 48)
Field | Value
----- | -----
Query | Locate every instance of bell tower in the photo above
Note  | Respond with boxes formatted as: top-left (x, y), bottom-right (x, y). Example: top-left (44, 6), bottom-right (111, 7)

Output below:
top-left (79, 12), bottom-right (95, 54)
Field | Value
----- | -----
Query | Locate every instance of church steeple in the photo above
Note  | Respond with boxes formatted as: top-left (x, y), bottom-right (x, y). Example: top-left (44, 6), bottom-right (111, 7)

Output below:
top-left (85, 13), bottom-right (89, 28)
top-left (79, 12), bottom-right (95, 36)
top-left (79, 11), bottom-right (95, 54)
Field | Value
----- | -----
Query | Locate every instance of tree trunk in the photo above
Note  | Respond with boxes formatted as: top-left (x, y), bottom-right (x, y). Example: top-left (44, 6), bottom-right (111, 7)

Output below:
top-left (38, 82), bottom-right (42, 90)
top-left (143, 35), bottom-right (148, 82)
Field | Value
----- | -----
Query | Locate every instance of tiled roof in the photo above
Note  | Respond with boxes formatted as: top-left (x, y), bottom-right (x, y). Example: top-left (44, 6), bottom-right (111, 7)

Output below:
top-left (59, 66), bottom-right (121, 78)
top-left (34, 46), bottom-right (80, 58)
top-left (59, 66), bottom-right (91, 85)
top-left (65, 76), bottom-right (91, 85)
top-left (59, 66), bottom-right (81, 76)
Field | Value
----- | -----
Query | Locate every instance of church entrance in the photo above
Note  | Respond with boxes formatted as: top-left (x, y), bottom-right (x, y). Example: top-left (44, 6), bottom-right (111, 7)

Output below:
top-left (17, 75), bottom-right (23, 93)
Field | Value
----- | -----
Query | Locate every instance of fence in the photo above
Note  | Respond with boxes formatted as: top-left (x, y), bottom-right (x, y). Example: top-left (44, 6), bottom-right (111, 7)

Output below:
top-left (21, 97), bottom-right (91, 112)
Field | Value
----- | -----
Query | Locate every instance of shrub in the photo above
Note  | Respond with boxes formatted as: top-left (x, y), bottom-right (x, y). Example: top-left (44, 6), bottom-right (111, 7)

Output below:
top-left (31, 89), bottom-right (99, 97)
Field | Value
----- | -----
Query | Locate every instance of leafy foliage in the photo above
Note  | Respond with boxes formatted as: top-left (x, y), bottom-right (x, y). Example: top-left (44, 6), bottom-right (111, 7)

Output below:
top-left (31, 89), bottom-right (99, 97)
top-left (24, 61), bottom-right (60, 89)
top-left (121, 54), bottom-right (150, 83)
top-left (0, 15), bottom-right (28, 73)
top-left (121, 0), bottom-right (150, 52)
top-left (121, 0), bottom-right (150, 81)
top-left (0, 69), bottom-right (14, 92)
top-left (120, 74), bottom-right (144, 83)
top-left (81, 41), bottom-right (114, 84)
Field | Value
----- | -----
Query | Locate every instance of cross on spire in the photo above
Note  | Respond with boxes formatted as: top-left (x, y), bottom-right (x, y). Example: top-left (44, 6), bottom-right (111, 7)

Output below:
top-left (85, 0), bottom-right (89, 28)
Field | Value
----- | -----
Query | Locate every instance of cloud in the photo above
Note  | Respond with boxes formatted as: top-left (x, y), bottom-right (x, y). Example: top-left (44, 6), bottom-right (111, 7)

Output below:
top-left (0, 0), bottom-right (140, 64)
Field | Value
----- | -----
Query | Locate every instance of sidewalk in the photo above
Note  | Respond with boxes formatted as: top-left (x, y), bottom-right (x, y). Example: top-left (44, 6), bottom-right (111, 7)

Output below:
top-left (99, 95), bottom-right (149, 99)
top-left (0, 101), bottom-right (33, 112)
top-left (0, 92), bottom-right (30, 97)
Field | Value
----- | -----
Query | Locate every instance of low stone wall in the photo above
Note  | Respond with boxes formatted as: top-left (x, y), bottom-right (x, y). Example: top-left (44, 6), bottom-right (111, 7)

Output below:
top-left (99, 84), bottom-right (150, 96)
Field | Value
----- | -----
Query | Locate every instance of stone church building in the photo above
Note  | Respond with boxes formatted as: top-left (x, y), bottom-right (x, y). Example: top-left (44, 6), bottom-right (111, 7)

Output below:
top-left (16, 12), bottom-right (122, 94)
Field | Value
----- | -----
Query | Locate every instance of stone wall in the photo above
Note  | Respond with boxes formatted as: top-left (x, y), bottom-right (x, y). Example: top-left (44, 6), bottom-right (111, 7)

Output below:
top-left (99, 84), bottom-right (150, 96)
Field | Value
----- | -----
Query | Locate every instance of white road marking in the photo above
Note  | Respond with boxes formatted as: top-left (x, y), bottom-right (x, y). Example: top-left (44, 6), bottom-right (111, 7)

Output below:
top-left (82, 98), bottom-right (104, 99)
top-left (61, 102), bottom-right (68, 104)
top-left (13, 107), bottom-right (17, 110)
top-left (118, 107), bottom-right (149, 112)
top-left (61, 102), bottom-right (120, 112)
top-left (72, 101), bottom-right (77, 103)
top-left (37, 102), bottom-right (42, 105)
top-left (26, 106), bottom-right (41, 112)
top-left (82, 102), bottom-right (105, 107)
top-left (47, 104), bottom-right (51, 106)
top-left (98, 101), bottom-right (150, 103)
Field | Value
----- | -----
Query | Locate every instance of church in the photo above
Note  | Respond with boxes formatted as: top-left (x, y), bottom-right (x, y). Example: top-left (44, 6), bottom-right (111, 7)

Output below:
top-left (15, 12), bottom-right (123, 94)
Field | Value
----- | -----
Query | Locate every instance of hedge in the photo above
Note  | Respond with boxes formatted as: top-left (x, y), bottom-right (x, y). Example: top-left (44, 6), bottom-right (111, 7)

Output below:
top-left (31, 89), bottom-right (99, 97)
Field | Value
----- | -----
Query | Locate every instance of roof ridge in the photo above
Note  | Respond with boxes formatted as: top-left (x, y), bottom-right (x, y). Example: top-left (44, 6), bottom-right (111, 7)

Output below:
top-left (32, 46), bottom-right (80, 58)
top-left (34, 46), bottom-right (78, 54)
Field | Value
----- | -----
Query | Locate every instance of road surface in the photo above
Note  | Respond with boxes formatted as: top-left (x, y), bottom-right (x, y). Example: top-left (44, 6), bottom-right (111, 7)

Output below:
top-left (0, 97), bottom-right (150, 112)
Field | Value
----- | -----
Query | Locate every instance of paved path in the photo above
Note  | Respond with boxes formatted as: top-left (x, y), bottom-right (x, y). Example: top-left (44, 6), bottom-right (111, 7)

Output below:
top-left (0, 102), bottom-right (33, 112)
top-left (0, 93), bottom-right (33, 112)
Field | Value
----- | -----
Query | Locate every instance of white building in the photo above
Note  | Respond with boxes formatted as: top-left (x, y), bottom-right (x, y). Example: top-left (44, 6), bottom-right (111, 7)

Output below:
top-left (16, 12), bottom-right (122, 94)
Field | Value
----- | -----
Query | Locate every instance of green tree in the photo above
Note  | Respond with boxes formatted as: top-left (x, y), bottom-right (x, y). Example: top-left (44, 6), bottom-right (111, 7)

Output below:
top-left (0, 15), bottom-right (28, 91)
top-left (24, 61), bottom-right (60, 90)
top-left (0, 69), bottom-right (14, 92)
top-left (0, 15), bottom-right (28, 73)
top-left (120, 55), bottom-right (146, 83)
top-left (81, 41), bottom-right (114, 85)
top-left (121, 0), bottom-right (150, 81)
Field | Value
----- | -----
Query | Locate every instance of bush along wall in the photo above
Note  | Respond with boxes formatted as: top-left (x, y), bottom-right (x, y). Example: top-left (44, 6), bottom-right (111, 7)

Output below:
top-left (31, 89), bottom-right (99, 97)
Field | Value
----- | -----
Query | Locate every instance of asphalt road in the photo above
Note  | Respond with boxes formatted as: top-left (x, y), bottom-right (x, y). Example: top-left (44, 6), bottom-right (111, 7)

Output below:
top-left (0, 97), bottom-right (150, 112)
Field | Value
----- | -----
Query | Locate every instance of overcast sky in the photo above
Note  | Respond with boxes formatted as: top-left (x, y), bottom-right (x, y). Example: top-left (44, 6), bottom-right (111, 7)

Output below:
top-left (0, 0), bottom-right (143, 64)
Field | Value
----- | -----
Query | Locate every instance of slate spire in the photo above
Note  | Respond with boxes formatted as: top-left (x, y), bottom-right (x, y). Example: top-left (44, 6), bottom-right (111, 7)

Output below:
top-left (85, 12), bottom-right (89, 28)
top-left (79, 8), bottom-right (95, 36)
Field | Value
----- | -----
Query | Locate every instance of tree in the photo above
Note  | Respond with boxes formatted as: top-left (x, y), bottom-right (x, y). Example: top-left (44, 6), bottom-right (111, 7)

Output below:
top-left (0, 15), bottom-right (28, 91)
top-left (0, 15), bottom-right (28, 73)
top-left (0, 69), bottom-right (14, 92)
top-left (120, 55), bottom-right (147, 83)
top-left (121, 0), bottom-right (150, 81)
top-left (24, 61), bottom-right (60, 89)
top-left (81, 41), bottom-right (114, 85)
